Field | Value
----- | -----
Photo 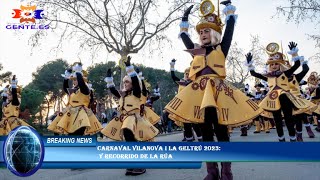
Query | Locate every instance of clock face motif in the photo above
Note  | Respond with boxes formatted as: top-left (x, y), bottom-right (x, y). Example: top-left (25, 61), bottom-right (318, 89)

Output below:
top-left (200, 0), bottom-right (214, 16)
top-left (266, 43), bottom-right (279, 54)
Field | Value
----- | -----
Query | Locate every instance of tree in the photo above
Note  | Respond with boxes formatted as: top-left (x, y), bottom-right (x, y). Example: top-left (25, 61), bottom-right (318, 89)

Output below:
top-left (0, 63), bottom-right (12, 86)
top-left (31, 0), bottom-right (193, 87)
top-left (26, 59), bottom-right (69, 126)
top-left (276, 0), bottom-right (320, 60)
top-left (87, 61), bottom-right (120, 98)
top-left (226, 35), bottom-right (266, 88)
top-left (20, 88), bottom-right (46, 122)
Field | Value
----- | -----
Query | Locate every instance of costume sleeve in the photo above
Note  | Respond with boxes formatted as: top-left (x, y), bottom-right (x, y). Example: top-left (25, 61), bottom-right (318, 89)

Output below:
top-left (150, 95), bottom-right (160, 103)
top-left (63, 79), bottom-right (69, 94)
top-left (2, 96), bottom-right (7, 104)
top-left (109, 87), bottom-right (121, 99)
top-left (311, 87), bottom-right (320, 100)
top-left (171, 71), bottom-right (180, 85)
top-left (11, 87), bottom-right (20, 106)
top-left (246, 93), bottom-right (255, 98)
top-left (181, 33), bottom-right (194, 49)
top-left (141, 80), bottom-right (148, 97)
top-left (250, 70), bottom-right (268, 81)
top-left (76, 72), bottom-right (90, 95)
top-left (284, 60), bottom-right (301, 78)
top-left (131, 76), bottom-right (141, 98)
top-left (220, 16), bottom-right (236, 56)
top-left (295, 64), bottom-right (309, 82)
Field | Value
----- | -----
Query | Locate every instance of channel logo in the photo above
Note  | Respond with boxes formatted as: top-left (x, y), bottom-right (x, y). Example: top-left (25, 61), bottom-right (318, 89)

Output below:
top-left (12, 5), bottom-right (44, 23)
top-left (6, 4), bottom-right (49, 30)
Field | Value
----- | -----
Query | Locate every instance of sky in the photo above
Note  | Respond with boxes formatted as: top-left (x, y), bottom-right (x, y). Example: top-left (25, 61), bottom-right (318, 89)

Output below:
top-left (0, 0), bottom-right (319, 88)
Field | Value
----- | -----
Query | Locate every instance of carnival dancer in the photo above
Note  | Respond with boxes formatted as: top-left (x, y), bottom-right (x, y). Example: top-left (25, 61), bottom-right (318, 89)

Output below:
top-left (246, 42), bottom-right (309, 142)
top-left (170, 59), bottom-right (203, 141)
top-left (165, 1), bottom-right (262, 179)
top-left (286, 53), bottom-right (316, 141)
top-left (101, 56), bottom-right (158, 176)
top-left (306, 72), bottom-right (320, 132)
top-left (137, 68), bottom-right (161, 126)
top-left (246, 83), bottom-right (269, 134)
top-left (261, 80), bottom-right (276, 130)
top-left (239, 84), bottom-right (251, 136)
top-left (0, 75), bottom-right (32, 135)
top-left (48, 63), bottom-right (102, 135)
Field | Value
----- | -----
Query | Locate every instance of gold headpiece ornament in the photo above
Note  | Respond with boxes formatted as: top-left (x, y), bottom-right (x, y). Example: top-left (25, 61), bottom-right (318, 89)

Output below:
top-left (265, 42), bottom-right (286, 65)
top-left (307, 72), bottom-right (319, 86)
top-left (196, 0), bottom-right (223, 34)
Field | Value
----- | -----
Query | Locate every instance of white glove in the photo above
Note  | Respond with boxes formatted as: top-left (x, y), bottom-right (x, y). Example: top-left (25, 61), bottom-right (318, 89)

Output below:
top-left (73, 64), bottom-right (83, 73)
top-left (61, 70), bottom-right (72, 79)
top-left (87, 83), bottom-right (93, 89)
top-left (101, 113), bottom-right (106, 119)
top-left (223, 4), bottom-right (236, 15)
top-left (288, 47), bottom-right (299, 56)
top-left (138, 72), bottom-right (144, 80)
top-left (104, 77), bottom-right (115, 88)
top-left (170, 61), bottom-right (175, 71)
top-left (154, 88), bottom-right (160, 96)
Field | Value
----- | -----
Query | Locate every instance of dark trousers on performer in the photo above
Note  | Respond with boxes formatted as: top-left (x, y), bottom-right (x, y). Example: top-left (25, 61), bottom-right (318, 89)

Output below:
top-left (313, 113), bottom-right (320, 132)
top-left (294, 113), bottom-right (315, 140)
top-left (200, 107), bottom-right (232, 180)
top-left (69, 127), bottom-right (86, 136)
top-left (272, 95), bottom-right (296, 142)
top-left (184, 123), bottom-right (202, 141)
top-left (123, 129), bottom-right (146, 176)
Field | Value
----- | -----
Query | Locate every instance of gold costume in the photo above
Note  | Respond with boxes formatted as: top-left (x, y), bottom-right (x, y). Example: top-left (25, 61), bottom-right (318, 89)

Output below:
top-left (48, 89), bottom-right (102, 135)
top-left (1, 103), bottom-right (31, 135)
top-left (140, 94), bottom-right (160, 125)
top-left (101, 93), bottom-right (159, 141)
top-left (310, 90), bottom-right (320, 115)
top-left (259, 74), bottom-right (310, 112)
top-left (289, 76), bottom-right (317, 115)
top-left (165, 46), bottom-right (263, 126)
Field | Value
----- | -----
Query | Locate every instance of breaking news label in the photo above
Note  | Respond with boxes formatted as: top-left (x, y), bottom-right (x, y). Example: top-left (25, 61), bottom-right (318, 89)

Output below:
top-left (1, 133), bottom-right (320, 177)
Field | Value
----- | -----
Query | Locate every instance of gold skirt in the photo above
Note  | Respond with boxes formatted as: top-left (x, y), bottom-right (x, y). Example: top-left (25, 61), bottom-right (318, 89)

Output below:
top-left (101, 113), bottom-right (159, 141)
top-left (0, 120), bottom-right (8, 135)
top-left (47, 106), bottom-right (102, 135)
top-left (293, 99), bottom-right (317, 115)
top-left (165, 75), bottom-right (263, 126)
top-left (0, 117), bottom-right (32, 135)
top-left (309, 101), bottom-right (320, 115)
top-left (260, 89), bottom-right (310, 112)
top-left (169, 114), bottom-right (192, 127)
top-left (143, 107), bottom-right (160, 125)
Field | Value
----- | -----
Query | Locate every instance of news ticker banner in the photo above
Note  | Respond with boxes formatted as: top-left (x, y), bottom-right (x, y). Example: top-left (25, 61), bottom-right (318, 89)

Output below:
top-left (2, 136), bottom-right (320, 169)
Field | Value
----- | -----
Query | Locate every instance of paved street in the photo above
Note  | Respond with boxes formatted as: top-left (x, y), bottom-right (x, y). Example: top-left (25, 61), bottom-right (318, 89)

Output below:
top-left (1, 127), bottom-right (320, 180)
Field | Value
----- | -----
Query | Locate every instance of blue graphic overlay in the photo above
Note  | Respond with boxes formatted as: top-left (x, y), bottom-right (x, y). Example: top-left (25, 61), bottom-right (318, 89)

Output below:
top-left (2, 126), bottom-right (45, 177)
top-left (2, 136), bottom-right (320, 171)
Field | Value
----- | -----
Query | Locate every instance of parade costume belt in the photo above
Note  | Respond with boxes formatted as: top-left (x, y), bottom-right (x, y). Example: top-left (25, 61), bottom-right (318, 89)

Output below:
top-left (47, 105), bottom-right (102, 135)
top-left (165, 74), bottom-right (263, 126)
top-left (101, 110), bottom-right (159, 142)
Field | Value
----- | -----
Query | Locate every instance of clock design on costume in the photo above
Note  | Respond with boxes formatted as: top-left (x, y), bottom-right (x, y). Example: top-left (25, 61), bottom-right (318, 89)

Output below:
top-left (266, 43), bottom-right (279, 55)
top-left (200, 0), bottom-right (215, 16)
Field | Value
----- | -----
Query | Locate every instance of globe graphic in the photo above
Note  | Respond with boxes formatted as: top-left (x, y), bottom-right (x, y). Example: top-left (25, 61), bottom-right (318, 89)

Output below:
top-left (3, 126), bottom-right (44, 177)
